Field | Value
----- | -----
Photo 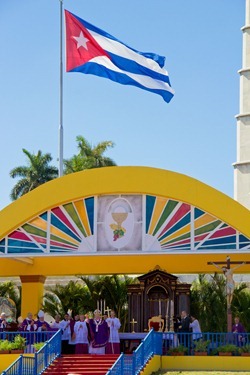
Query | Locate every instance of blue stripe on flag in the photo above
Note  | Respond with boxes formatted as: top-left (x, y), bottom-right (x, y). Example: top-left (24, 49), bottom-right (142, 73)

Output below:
top-left (69, 61), bottom-right (174, 103)
top-left (108, 52), bottom-right (171, 84)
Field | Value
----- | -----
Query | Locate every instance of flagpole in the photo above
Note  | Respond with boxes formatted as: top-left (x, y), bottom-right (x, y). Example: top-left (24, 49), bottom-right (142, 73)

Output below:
top-left (59, 0), bottom-right (64, 177)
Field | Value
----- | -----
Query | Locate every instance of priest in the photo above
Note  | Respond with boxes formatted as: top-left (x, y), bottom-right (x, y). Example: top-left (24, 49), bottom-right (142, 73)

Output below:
top-left (21, 312), bottom-right (37, 332)
top-left (88, 309), bottom-right (109, 354)
top-left (36, 310), bottom-right (51, 343)
top-left (106, 310), bottom-right (121, 354)
top-left (21, 312), bottom-right (37, 345)
top-left (74, 314), bottom-right (89, 354)
top-left (36, 310), bottom-right (51, 332)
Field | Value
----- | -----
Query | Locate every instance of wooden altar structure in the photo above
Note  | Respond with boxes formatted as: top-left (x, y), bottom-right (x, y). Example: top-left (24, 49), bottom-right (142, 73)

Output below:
top-left (127, 266), bottom-right (191, 332)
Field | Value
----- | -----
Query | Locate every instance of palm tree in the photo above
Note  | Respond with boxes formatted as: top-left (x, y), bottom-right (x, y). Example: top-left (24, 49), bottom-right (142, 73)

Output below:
top-left (191, 273), bottom-right (250, 332)
top-left (42, 280), bottom-right (93, 318)
top-left (100, 275), bottom-right (136, 331)
top-left (78, 274), bottom-right (136, 331)
top-left (64, 135), bottom-right (116, 174)
top-left (78, 276), bottom-right (104, 310)
top-left (10, 149), bottom-right (58, 200)
top-left (191, 273), bottom-right (227, 332)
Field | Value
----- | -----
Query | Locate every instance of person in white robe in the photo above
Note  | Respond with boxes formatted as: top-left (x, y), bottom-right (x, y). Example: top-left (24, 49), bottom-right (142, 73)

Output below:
top-left (106, 310), bottom-right (121, 354)
top-left (74, 314), bottom-right (89, 354)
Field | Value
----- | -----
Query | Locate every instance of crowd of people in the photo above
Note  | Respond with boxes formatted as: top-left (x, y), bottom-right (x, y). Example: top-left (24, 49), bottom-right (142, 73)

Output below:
top-left (38, 309), bottom-right (120, 355)
top-left (1, 308), bottom-right (246, 355)
top-left (0, 309), bottom-right (121, 355)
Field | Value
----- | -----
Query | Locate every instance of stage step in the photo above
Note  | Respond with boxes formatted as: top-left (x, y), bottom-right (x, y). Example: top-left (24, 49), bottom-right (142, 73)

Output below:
top-left (43, 354), bottom-right (119, 375)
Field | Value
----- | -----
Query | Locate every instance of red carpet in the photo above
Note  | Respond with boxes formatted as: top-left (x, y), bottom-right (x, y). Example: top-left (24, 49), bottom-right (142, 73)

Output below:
top-left (43, 354), bottom-right (119, 375)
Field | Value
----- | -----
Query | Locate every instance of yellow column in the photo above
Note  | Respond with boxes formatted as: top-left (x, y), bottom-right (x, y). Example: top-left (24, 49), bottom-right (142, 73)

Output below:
top-left (20, 275), bottom-right (46, 318)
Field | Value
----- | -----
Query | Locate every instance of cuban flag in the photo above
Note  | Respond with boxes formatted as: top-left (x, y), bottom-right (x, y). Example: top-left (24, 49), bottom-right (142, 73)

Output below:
top-left (65, 10), bottom-right (174, 103)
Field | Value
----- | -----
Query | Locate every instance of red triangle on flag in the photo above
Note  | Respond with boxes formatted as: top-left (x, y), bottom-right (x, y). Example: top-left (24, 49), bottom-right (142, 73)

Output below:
top-left (65, 10), bottom-right (109, 72)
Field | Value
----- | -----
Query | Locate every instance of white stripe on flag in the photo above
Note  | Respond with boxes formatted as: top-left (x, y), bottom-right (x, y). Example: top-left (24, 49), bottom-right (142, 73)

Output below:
top-left (89, 30), bottom-right (169, 77)
top-left (90, 56), bottom-right (175, 93)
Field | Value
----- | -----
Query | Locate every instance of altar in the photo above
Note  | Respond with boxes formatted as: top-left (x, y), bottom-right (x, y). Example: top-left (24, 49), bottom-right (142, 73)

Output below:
top-left (127, 266), bottom-right (191, 332)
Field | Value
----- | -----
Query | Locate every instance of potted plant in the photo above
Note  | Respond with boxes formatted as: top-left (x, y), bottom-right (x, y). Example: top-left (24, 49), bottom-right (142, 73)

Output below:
top-left (0, 340), bottom-right (12, 354)
top-left (239, 344), bottom-right (250, 356)
top-left (33, 342), bottom-right (46, 352)
top-left (11, 335), bottom-right (26, 353)
top-left (216, 344), bottom-right (238, 356)
top-left (193, 340), bottom-right (210, 356)
top-left (168, 345), bottom-right (188, 356)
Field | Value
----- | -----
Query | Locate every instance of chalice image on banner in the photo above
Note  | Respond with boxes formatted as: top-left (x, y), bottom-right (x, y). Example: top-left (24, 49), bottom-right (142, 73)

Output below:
top-left (108, 199), bottom-right (132, 242)
top-left (110, 207), bottom-right (128, 241)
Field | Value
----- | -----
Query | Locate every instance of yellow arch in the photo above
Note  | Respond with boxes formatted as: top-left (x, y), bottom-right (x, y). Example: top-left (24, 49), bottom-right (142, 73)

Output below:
top-left (1, 166), bottom-right (250, 238)
top-left (3, 166), bottom-right (250, 318)
top-left (0, 166), bottom-right (250, 279)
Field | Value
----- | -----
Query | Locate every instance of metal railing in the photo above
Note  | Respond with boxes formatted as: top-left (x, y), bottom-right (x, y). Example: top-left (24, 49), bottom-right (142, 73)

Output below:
top-left (132, 330), bottom-right (162, 374)
top-left (2, 355), bottom-right (34, 375)
top-left (107, 331), bottom-right (250, 375)
top-left (1, 330), bottom-right (61, 375)
top-left (0, 330), bottom-right (59, 352)
top-left (107, 329), bottom-right (162, 375)
top-left (34, 329), bottom-right (61, 374)
top-left (2, 330), bottom-right (249, 375)
top-left (164, 332), bottom-right (250, 355)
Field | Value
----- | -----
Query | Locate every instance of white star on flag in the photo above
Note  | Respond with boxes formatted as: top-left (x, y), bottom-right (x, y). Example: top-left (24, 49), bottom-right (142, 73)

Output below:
top-left (73, 31), bottom-right (89, 49)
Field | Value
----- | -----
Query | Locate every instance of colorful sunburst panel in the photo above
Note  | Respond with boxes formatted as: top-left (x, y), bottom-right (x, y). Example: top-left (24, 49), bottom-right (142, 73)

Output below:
top-left (0, 194), bottom-right (250, 255)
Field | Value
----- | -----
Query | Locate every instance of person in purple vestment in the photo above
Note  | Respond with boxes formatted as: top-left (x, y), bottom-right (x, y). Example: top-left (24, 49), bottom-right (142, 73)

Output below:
top-left (35, 310), bottom-right (51, 342)
top-left (232, 316), bottom-right (246, 346)
top-left (88, 309), bottom-right (109, 354)
top-left (36, 311), bottom-right (51, 331)
top-left (21, 313), bottom-right (37, 331)
top-left (68, 314), bottom-right (79, 354)
top-left (21, 312), bottom-right (37, 345)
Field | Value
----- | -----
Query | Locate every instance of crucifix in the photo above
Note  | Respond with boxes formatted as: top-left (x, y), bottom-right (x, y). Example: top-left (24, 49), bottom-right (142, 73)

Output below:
top-left (104, 306), bottom-right (112, 317)
top-left (208, 256), bottom-right (248, 332)
top-left (130, 318), bottom-right (138, 333)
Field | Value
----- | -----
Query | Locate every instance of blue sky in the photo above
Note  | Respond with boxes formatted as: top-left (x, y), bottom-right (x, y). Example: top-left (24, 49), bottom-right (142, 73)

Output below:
top-left (0, 0), bottom-right (245, 210)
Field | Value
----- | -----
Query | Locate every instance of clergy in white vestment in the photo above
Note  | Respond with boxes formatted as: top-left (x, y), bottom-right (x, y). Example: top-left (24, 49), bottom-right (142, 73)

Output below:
top-left (106, 310), bottom-right (121, 354)
top-left (50, 315), bottom-right (61, 330)
top-left (74, 314), bottom-right (89, 354)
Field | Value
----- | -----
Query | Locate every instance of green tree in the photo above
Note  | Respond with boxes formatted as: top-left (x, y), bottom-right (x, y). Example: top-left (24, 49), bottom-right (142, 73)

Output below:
top-left (42, 275), bottom-right (135, 330)
top-left (42, 280), bottom-right (92, 318)
top-left (79, 275), bottom-right (136, 331)
top-left (100, 275), bottom-right (135, 331)
top-left (78, 276), bottom-right (104, 310)
top-left (191, 273), bottom-right (250, 332)
top-left (231, 283), bottom-right (250, 332)
top-left (10, 149), bottom-right (58, 200)
top-left (64, 135), bottom-right (116, 174)
top-left (190, 273), bottom-right (227, 332)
